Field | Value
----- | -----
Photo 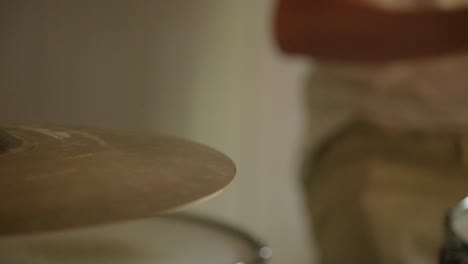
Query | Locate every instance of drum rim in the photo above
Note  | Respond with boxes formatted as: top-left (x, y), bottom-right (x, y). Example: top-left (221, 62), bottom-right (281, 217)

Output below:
top-left (0, 213), bottom-right (271, 264)
top-left (163, 213), bottom-right (271, 264)
top-left (449, 197), bottom-right (468, 243)
top-left (443, 197), bottom-right (468, 263)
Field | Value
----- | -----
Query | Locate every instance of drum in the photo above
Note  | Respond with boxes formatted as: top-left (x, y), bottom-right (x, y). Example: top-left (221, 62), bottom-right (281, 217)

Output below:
top-left (0, 214), bottom-right (271, 264)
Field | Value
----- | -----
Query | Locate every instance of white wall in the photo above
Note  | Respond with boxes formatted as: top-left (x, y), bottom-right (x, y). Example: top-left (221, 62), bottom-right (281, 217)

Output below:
top-left (0, 1), bottom-right (313, 263)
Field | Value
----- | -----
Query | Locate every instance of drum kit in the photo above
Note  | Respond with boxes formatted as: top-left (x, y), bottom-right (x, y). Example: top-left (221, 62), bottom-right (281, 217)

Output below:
top-left (0, 123), bottom-right (271, 263)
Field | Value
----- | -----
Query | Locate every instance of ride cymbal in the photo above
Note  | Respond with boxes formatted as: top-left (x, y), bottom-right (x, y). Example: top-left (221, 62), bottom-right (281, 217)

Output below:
top-left (0, 124), bottom-right (235, 235)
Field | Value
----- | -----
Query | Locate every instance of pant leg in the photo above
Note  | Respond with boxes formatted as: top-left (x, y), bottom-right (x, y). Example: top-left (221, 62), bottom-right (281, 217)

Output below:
top-left (305, 160), bottom-right (381, 264)
top-left (304, 121), bottom-right (468, 264)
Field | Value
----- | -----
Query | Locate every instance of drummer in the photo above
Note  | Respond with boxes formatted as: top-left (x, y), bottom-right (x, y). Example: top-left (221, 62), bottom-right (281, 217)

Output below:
top-left (274, 1), bottom-right (468, 264)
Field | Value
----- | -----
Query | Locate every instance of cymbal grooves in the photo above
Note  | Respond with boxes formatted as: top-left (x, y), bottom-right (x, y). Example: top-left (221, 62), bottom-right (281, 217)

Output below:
top-left (0, 124), bottom-right (236, 235)
top-left (0, 129), bottom-right (23, 154)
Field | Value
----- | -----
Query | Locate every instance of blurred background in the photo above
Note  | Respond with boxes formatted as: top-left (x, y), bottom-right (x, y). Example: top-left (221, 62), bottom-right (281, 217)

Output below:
top-left (0, 1), bottom-right (312, 263)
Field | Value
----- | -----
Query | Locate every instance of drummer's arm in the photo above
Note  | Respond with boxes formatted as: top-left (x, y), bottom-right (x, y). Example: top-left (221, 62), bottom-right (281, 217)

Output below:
top-left (275, 1), bottom-right (468, 62)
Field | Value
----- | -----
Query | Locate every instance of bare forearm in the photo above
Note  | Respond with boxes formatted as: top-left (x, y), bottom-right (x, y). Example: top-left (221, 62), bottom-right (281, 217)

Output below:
top-left (275, 1), bottom-right (468, 62)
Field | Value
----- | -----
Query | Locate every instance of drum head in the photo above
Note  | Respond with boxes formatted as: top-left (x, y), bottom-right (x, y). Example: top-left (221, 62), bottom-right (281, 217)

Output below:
top-left (0, 214), bottom-right (271, 264)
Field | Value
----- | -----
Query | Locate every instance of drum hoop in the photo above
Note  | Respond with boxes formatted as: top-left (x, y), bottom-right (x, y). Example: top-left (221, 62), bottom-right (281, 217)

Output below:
top-left (162, 213), bottom-right (271, 264)
top-left (443, 197), bottom-right (468, 264)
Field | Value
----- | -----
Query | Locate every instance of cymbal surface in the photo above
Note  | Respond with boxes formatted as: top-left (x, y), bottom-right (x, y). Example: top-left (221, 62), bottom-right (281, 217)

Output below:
top-left (0, 124), bottom-right (236, 235)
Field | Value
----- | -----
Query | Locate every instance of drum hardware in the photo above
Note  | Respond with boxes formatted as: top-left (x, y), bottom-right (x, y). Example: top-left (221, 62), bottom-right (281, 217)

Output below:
top-left (442, 197), bottom-right (468, 264)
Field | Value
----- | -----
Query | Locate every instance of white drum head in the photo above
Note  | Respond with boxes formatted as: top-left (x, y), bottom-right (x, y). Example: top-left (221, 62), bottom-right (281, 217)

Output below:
top-left (0, 214), bottom-right (270, 264)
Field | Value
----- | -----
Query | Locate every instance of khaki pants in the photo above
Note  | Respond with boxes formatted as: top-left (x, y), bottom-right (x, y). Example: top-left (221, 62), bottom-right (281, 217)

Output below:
top-left (303, 121), bottom-right (468, 264)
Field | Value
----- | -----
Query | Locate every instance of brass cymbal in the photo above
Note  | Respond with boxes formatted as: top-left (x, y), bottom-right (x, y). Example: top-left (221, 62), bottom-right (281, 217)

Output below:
top-left (0, 124), bottom-right (236, 235)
